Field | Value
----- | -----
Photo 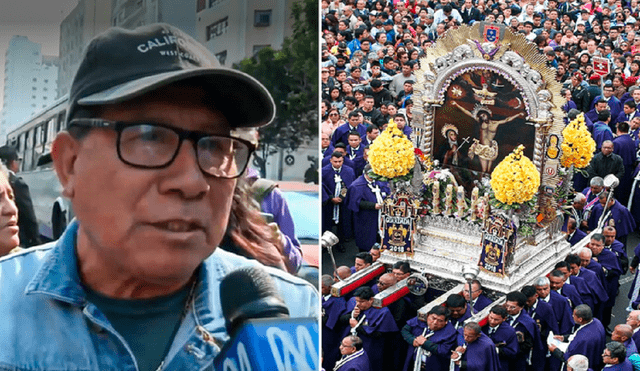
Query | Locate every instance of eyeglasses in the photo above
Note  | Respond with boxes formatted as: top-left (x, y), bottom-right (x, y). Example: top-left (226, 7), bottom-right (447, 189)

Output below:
top-left (329, 113), bottom-right (339, 116)
top-left (68, 119), bottom-right (254, 179)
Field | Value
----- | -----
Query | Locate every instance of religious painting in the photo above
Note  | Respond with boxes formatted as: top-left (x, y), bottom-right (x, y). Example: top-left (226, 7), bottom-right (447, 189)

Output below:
top-left (432, 67), bottom-right (536, 192)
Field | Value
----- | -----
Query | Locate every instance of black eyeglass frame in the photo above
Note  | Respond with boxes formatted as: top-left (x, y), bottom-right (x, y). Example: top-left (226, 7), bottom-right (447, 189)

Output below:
top-left (68, 118), bottom-right (256, 179)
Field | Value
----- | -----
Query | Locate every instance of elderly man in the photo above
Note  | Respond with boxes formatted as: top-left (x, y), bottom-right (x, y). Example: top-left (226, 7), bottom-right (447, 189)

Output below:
top-left (0, 24), bottom-right (318, 369)
top-left (451, 322), bottom-right (501, 371)
top-left (534, 276), bottom-right (575, 335)
top-left (602, 341), bottom-right (634, 370)
top-left (462, 279), bottom-right (493, 313)
top-left (567, 217), bottom-right (588, 246)
top-left (401, 305), bottom-right (457, 371)
top-left (627, 311), bottom-right (640, 346)
top-left (567, 354), bottom-right (590, 371)
top-left (334, 335), bottom-right (371, 371)
top-left (612, 324), bottom-right (639, 358)
top-left (550, 305), bottom-right (606, 370)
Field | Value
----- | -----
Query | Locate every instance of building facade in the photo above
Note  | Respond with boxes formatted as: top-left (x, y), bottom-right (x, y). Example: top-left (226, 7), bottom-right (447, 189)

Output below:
top-left (195, 0), bottom-right (295, 66)
top-left (1, 36), bottom-right (59, 144)
top-left (57, 0), bottom-right (112, 99)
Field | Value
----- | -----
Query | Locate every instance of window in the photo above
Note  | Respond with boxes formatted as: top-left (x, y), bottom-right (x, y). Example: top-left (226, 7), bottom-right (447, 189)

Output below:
top-left (215, 50), bottom-right (227, 65)
top-left (206, 17), bottom-right (229, 41)
top-left (254, 10), bottom-right (272, 27)
top-left (253, 45), bottom-right (270, 55)
top-left (197, 0), bottom-right (205, 12)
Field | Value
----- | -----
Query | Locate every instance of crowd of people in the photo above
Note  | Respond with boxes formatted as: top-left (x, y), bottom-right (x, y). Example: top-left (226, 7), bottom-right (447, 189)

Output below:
top-left (321, 0), bottom-right (640, 370)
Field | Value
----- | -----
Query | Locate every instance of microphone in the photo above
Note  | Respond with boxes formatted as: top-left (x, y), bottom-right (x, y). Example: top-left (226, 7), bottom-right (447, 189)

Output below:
top-left (213, 266), bottom-right (319, 371)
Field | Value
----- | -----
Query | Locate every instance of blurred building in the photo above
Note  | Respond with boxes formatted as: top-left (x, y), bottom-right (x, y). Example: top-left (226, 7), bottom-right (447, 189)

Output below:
top-left (195, 0), bottom-right (296, 66)
top-left (1, 36), bottom-right (59, 145)
top-left (57, 0), bottom-right (112, 99)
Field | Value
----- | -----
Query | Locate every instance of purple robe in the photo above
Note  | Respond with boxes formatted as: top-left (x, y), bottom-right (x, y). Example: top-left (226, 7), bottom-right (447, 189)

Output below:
top-left (542, 291), bottom-right (575, 335)
top-left (614, 133), bottom-right (637, 205)
top-left (346, 175), bottom-right (390, 252)
top-left (260, 187), bottom-right (302, 270)
top-left (529, 298), bottom-right (559, 341)
top-left (576, 268), bottom-right (609, 307)
top-left (450, 308), bottom-right (472, 330)
top-left (564, 318), bottom-right (606, 371)
top-left (604, 359), bottom-right (634, 371)
top-left (453, 330), bottom-right (501, 371)
top-left (628, 244), bottom-right (640, 304)
top-left (322, 164), bottom-right (356, 236)
top-left (567, 276), bottom-right (596, 311)
top-left (568, 228), bottom-right (588, 246)
top-left (558, 283), bottom-right (584, 308)
top-left (625, 338), bottom-right (638, 358)
top-left (482, 322), bottom-right (518, 371)
top-left (346, 145), bottom-right (366, 176)
top-left (633, 330), bottom-right (640, 352)
top-left (322, 143), bottom-right (335, 158)
top-left (588, 200), bottom-right (636, 240)
top-left (473, 294), bottom-right (493, 313)
top-left (594, 249), bottom-right (623, 307)
top-left (510, 311), bottom-right (545, 371)
top-left (322, 155), bottom-right (356, 171)
top-left (344, 299), bottom-right (399, 371)
top-left (334, 349), bottom-right (371, 371)
top-left (592, 121), bottom-right (614, 150)
top-left (323, 296), bottom-right (348, 371)
top-left (401, 318), bottom-right (457, 371)
top-left (631, 164), bottom-right (640, 226)
top-left (332, 123), bottom-right (368, 147)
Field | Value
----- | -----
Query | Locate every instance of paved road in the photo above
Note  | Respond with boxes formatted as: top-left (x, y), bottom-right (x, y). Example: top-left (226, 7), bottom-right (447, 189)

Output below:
top-left (322, 229), bottom-right (640, 333)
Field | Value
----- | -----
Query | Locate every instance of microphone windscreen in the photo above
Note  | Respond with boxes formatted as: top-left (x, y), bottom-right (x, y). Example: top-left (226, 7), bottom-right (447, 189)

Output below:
top-left (220, 266), bottom-right (290, 334)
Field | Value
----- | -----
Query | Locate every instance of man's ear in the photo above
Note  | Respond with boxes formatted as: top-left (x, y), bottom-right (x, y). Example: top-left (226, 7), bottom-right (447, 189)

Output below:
top-left (51, 132), bottom-right (80, 199)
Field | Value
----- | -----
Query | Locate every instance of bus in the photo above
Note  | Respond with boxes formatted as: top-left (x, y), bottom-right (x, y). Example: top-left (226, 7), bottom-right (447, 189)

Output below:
top-left (6, 95), bottom-right (72, 241)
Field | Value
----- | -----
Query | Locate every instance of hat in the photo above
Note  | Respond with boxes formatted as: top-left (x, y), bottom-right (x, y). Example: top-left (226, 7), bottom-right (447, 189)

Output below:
top-left (589, 74), bottom-right (601, 82)
top-left (0, 146), bottom-right (19, 165)
top-left (374, 20), bottom-right (383, 26)
top-left (68, 23), bottom-right (275, 128)
top-left (384, 19), bottom-right (394, 25)
top-left (370, 79), bottom-right (382, 88)
top-left (338, 41), bottom-right (348, 50)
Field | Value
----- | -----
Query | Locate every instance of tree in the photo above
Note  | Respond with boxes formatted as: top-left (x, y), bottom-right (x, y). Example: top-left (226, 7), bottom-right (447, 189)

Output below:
top-left (234, 0), bottom-right (318, 180)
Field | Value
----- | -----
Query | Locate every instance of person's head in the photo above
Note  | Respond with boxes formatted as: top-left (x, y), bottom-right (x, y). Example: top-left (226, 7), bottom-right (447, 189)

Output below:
top-left (348, 131), bottom-right (362, 149)
top-left (633, 87), bottom-right (640, 102)
top-left (339, 335), bottom-right (363, 355)
top-left (521, 285), bottom-right (538, 307)
top-left (603, 226), bottom-right (617, 246)
top-left (0, 147), bottom-right (20, 173)
top-left (573, 304), bottom-right (593, 325)
top-left (353, 286), bottom-right (375, 311)
top-left (446, 294), bottom-right (467, 319)
top-left (603, 84), bottom-right (615, 98)
top-left (566, 355), bottom-right (589, 371)
top-left (348, 111), bottom-right (361, 126)
top-left (366, 125), bottom-right (380, 141)
top-left (578, 247), bottom-right (592, 267)
top-left (370, 243), bottom-right (381, 261)
top-left (505, 291), bottom-right (526, 316)
top-left (0, 165), bottom-right (18, 256)
top-left (487, 305), bottom-right (508, 327)
top-left (573, 192), bottom-right (586, 210)
top-left (624, 100), bottom-right (637, 115)
top-left (590, 176), bottom-right (604, 194)
top-left (463, 322), bottom-right (482, 343)
top-left (335, 265), bottom-right (352, 281)
top-left (534, 276), bottom-right (551, 298)
top-left (354, 251), bottom-right (372, 271)
top-left (602, 341), bottom-right (626, 365)
top-left (330, 151), bottom-right (345, 169)
top-left (597, 109), bottom-right (611, 123)
top-left (554, 261), bottom-right (571, 279)
top-left (549, 269), bottom-right (566, 291)
top-left (462, 279), bottom-right (483, 301)
top-left (55, 24), bottom-right (277, 292)
top-left (626, 310), bottom-right (640, 329)
top-left (376, 272), bottom-right (397, 293)
top-left (392, 260), bottom-right (411, 281)
top-left (322, 274), bottom-right (334, 295)
top-left (611, 324), bottom-right (633, 343)
top-left (394, 113), bottom-right (407, 128)
top-left (565, 254), bottom-right (582, 276)
top-left (426, 305), bottom-right (450, 331)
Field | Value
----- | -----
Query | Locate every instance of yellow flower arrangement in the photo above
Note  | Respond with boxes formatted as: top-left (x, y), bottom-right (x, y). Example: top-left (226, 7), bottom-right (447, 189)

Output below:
top-left (368, 120), bottom-right (416, 179)
top-left (561, 112), bottom-right (595, 169)
top-left (490, 145), bottom-right (540, 205)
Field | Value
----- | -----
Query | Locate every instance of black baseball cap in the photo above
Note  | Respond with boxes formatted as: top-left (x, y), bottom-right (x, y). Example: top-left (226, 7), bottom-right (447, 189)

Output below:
top-left (68, 23), bottom-right (275, 128)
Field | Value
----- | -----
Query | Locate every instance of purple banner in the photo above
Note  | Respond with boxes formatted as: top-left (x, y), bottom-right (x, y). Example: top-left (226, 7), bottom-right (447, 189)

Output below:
top-left (478, 214), bottom-right (516, 277)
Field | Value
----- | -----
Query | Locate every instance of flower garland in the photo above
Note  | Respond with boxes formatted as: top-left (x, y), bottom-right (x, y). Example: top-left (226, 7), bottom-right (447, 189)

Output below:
top-left (561, 113), bottom-right (595, 169)
top-left (368, 120), bottom-right (416, 181)
top-left (490, 145), bottom-right (540, 206)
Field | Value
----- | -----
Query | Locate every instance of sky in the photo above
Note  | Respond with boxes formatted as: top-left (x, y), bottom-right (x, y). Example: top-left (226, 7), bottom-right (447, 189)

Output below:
top-left (0, 0), bottom-right (79, 109)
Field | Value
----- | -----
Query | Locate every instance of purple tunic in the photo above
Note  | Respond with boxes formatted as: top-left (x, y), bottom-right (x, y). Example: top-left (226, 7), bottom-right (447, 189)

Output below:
top-left (346, 175), bottom-right (390, 252)
top-left (588, 200), bottom-right (637, 240)
top-left (558, 283), bottom-right (584, 308)
top-left (576, 268), bottom-right (609, 308)
top-left (401, 318), bottom-right (457, 371)
top-left (453, 330), bottom-right (501, 371)
top-left (332, 123), bottom-right (368, 147)
top-left (473, 294), bottom-right (493, 312)
top-left (450, 309), bottom-right (472, 330)
top-left (482, 322), bottom-right (518, 371)
top-left (510, 311), bottom-right (546, 371)
top-left (529, 298), bottom-right (559, 340)
top-left (334, 349), bottom-right (372, 371)
top-left (261, 187), bottom-right (302, 271)
top-left (323, 296), bottom-right (348, 371)
top-left (322, 164), bottom-right (356, 235)
top-left (614, 134), bottom-right (638, 205)
top-left (568, 276), bottom-right (596, 311)
top-left (594, 249), bottom-right (623, 307)
top-left (344, 299), bottom-right (399, 371)
top-left (568, 228), bottom-right (588, 246)
top-left (542, 291), bottom-right (575, 335)
top-left (603, 359), bottom-right (634, 371)
top-left (564, 318), bottom-right (606, 371)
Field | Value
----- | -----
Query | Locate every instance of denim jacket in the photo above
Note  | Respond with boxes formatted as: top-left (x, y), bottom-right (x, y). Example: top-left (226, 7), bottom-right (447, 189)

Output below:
top-left (0, 220), bottom-right (319, 370)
